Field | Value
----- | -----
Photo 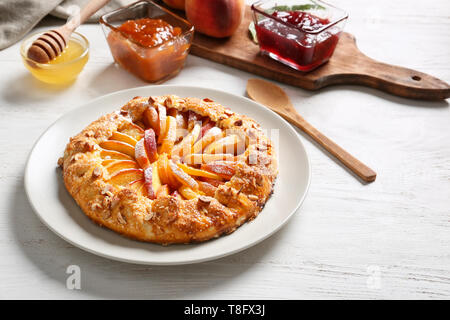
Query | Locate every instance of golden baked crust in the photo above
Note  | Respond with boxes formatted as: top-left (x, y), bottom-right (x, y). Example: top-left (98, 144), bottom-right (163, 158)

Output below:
top-left (59, 95), bottom-right (278, 244)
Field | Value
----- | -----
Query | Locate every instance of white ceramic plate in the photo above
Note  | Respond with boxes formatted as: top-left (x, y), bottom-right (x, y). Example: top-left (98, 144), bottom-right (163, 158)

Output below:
top-left (25, 85), bottom-right (310, 265)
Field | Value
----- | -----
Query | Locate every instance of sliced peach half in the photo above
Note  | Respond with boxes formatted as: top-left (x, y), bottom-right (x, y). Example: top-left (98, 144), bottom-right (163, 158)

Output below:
top-left (144, 128), bottom-right (158, 163)
top-left (143, 166), bottom-right (156, 199)
top-left (168, 160), bottom-right (199, 190)
top-left (157, 104), bottom-right (167, 144)
top-left (178, 185), bottom-right (199, 200)
top-left (159, 116), bottom-right (177, 154)
top-left (109, 168), bottom-right (144, 186)
top-left (135, 138), bottom-right (150, 169)
top-left (111, 131), bottom-right (138, 147)
top-left (204, 134), bottom-right (244, 155)
top-left (156, 154), bottom-right (179, 189)
top-left (172, 123), bottom-right (201, 157)
top-left (200, 120), bottom-right (215, 138)
top-left (192, 126), bottom-right (223, 154)
top-left (105, 160), bottom-right (139, 174)
top-left (177, 162), bottom-right (222, 180)
top-left (143, 106), bottom-right (159, 134)
top-left (197, 180), bottom-right (218, 197)
top-left (201, 161), bottom-right (237, 180)
top-left (128, 178), bottom-right (147, 196)
top-left (151, 161), bottom-right (162, 195)
top-left (183, 153), bottom-right (235, 165)
top-left (119, 121), bottom-right (145, 140)
top-left (99, 140), bottom-right (135, 158)
top-left (100, 149), bottom-right (134, 161)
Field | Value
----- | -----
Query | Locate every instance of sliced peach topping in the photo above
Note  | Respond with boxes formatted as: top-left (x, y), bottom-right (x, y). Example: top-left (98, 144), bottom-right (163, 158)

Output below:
top-left (156, 104), bottom-right (167, 143)
top-left (201, 161), bottom-right (237, 180)
top-left (100, 149), bottom-right (134, 161)
top-left (177, 163), bottom-right (222, 180)
top-left (159, 116), bottom-right (177, 154)
top-left (168, 160), bottom-right (199, 190)
top-left (144, 129), bottom-right (158, 163)
top-left (171, 122), bottom-right (201, 157)
top-left (191, 126), bottom-right (223, 154)
top-left (111, 131), bottom-right (138, 147)
top-left (105, 160), bottom-right (139, 174)
top-left (179, 185), bottom-right (199, 200)
top-left (143, 106), bottom-right (159, 134)
top-left (135, 138), bottom-right (150, 169)
top-left (197, 180), bottom-right (218, 197)
top-left (109, 168), bottom-right (144, 186)
top-left (183, 153), bottom-right (235, 165)
top-left (128, 179), bottom-right (147, 196)
top-left (204, 134), bottom-right (244, 155)
top-left (100, 140), bottom-right (135, 158)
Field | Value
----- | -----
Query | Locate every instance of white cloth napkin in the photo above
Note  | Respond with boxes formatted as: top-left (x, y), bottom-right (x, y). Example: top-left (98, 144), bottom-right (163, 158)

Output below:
top-left (0, 0), bottom-right (135, 50)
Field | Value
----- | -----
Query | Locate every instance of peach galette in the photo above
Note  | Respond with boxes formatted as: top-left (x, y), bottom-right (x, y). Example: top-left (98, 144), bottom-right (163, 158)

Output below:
top-left (59, 95), bottom-right (277, 244)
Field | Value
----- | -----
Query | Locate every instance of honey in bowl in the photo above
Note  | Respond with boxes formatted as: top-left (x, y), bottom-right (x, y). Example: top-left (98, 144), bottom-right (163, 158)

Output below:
top-left (20, 32), bottom-right (89, 85)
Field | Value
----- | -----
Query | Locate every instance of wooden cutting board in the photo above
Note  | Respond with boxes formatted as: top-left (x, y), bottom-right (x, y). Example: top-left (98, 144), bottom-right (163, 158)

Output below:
top-left (187, 6), bottom-right (450, 101)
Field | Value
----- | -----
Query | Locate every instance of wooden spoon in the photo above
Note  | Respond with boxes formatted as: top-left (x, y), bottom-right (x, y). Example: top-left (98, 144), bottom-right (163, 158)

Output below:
top-left (247, 78), bottom-right (377, 183)
top-left (27, 0), bottom-right (111, 63)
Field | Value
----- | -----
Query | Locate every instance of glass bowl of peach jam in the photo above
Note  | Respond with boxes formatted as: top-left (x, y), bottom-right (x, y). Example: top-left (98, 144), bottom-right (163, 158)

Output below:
top-left (100, 0), bottom-right (194, 83)
top-left (20, 31), bottom-right (89, 85)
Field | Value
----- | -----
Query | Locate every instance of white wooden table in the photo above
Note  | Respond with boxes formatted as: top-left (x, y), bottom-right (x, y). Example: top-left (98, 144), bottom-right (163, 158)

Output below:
top-left (0, 0), bottom-right (449, 299)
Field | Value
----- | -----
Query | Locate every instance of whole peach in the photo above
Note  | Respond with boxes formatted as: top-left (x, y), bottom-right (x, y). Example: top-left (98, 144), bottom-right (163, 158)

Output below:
top-left (162, 0), bottom-right (186, 10)
top-left (185, 0), bottom-right (245, 38)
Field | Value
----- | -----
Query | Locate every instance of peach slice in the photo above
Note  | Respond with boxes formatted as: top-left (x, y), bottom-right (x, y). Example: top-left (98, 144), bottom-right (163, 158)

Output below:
top-left (143, 166), bottom-right (156, 199)
top-left (105, 160), bottom-right (139, 174)
top-left (128, 179), bottom-right (147, 196)
top-left (201, 161), bottom-right (237, 180)
top-left (197, 180), bottom-right (218, 197)
top-left (192, 126), bottom-right (223, 154)
top-left (135, 138), bottom-right (150, 169)
top-left (175, 113), bottom-right (188, 140)
top-left (119, 121), bottom-right (145, 140)
top-left (177, 162), bottom-right (222, 180)
top-left (151, 161), bottom-right (162, 196)
top-left (109, 168), bottom-right (144, 186)
top-left (171, 123), bottom-right (201, 157)
top-left (156, 184), bottom-right (170, 198)
top-left (167, 107), bottom-right (178, 117)
top-left (178, 186), bottom-right (199, 200)
top-left (157, 155), bottom-right (179, 189)
top-left (100, 149), bottom-right (134, 161)
top-left (199, 176), bottom-right (225, 187)
top-left (144, 129), bottom-right (158, 163)
top-left (200, 120), bottom-right (215, 138)
top-left (187, 110), bottom-right (201, 131)
top-left (183, 153), bottom-right (235, 165)
top-left (157, 104), bottom-right (167, 143)
top-left (143, 106), bottom-right (159, 134)
top-left (159, 116), bottom-right (177, 154)
top-left (101, 159), bottom-right (117, 166)
top-left (204, 134), bottom-right (244, 155)
top-left (168, 160), bottom-right (199, 190)
top-left (111, 131), bottom-right (138, 147)
top-left (100, 140), bottom-right (135, 158)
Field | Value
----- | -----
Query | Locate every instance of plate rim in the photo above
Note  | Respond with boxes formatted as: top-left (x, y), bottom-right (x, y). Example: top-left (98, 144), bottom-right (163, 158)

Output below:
top-left (24, 84), bottom-right (311, 265)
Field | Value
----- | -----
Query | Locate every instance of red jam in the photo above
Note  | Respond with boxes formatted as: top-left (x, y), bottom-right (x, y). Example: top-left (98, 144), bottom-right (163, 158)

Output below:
top-left (255, 11), bottom-right (341, 72)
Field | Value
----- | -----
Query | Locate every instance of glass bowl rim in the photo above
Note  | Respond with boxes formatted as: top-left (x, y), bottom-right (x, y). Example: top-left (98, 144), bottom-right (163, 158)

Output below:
top-left (251, 0), bottom-right (348, 35)
top-left (99, 0), bottom-right (194, 50)
top-left (20, 31), bottom-right (89, 68)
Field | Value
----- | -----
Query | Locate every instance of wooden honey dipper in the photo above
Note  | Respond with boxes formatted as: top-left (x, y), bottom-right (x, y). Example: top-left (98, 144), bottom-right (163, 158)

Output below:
top-left (27, 0), bottom-right (111, 63)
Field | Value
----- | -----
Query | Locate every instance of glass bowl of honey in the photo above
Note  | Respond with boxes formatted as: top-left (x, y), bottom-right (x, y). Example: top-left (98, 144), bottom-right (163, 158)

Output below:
top-left (251, 0), bottom-right (348, 72)
top-left (100, 0), bottom-right (194, 83)
top-left (20, 32), bottom-right (89, 85)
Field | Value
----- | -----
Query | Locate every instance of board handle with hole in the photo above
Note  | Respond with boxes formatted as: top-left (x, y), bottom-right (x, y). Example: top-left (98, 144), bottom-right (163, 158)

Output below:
top-left (315, 34), bottom-right (450, 100)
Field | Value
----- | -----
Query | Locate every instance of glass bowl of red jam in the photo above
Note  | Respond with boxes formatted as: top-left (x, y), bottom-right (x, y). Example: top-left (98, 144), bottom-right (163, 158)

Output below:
top-left (100, 0), bottom-right (194, 83)
top-left (251, 0), bottom-right (348, 72)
